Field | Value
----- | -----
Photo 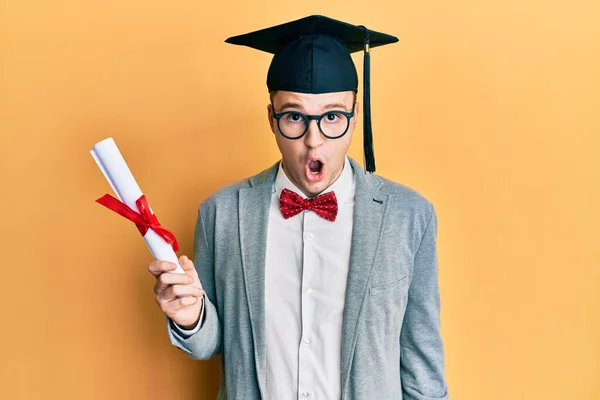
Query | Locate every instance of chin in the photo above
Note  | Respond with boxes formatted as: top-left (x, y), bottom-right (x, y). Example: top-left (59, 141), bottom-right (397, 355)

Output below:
top-left (304, 179), bottom-right (330, 197)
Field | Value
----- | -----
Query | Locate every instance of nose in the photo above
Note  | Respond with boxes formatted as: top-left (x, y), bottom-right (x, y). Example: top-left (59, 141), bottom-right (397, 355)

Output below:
top-left (303, 119), bottom-right (325, 149)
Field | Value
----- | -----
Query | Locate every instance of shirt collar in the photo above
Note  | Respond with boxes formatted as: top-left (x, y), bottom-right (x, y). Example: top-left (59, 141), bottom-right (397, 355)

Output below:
top-left (274, 156), bottom-right (354, 204)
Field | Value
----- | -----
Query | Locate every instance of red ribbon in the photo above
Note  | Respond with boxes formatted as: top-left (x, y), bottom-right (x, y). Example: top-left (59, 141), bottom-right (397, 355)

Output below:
top-left (96, 194), bottom-right (180, 252)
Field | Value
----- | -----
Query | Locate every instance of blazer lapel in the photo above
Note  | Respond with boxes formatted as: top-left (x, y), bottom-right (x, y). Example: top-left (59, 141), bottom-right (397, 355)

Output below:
top-left (341, 159), bottom-right (389, 395)
top-left (238, 163), bottom-right (278, 398)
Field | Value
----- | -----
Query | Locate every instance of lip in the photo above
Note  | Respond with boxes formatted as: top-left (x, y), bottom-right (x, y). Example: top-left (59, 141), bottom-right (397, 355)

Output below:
top-left (304, 157), bottom-right (325, 183)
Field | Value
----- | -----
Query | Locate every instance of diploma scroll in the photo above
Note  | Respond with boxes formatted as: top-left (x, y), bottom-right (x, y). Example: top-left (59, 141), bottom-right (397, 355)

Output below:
top-left (91, 137), bottom-right (185, 274)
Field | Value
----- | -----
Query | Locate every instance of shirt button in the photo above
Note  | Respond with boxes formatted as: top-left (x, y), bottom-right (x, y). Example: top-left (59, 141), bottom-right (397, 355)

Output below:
top-left (304, 233), bottom-right (313, 241)
top-left (305, 287), bottom-right (312, 294)
top-left (303, 338), bottom-right (311, 345)
top-left (301, 392), bottom-right (310, 398)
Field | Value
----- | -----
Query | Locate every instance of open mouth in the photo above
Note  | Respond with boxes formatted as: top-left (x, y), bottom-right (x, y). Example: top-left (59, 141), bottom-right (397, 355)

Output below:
top-left (305, 159), bottom-right (324, 182)
top-left (309, 160), bottom-right (322, 174)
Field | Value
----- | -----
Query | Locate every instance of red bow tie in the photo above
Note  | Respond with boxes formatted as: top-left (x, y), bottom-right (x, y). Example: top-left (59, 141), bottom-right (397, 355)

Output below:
top-left (279, 188), bottom-right (338, 222)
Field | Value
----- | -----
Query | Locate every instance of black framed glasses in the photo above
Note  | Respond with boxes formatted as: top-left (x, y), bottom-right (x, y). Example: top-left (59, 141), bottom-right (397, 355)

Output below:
top-left (272, 106), bottom-right (355, 140)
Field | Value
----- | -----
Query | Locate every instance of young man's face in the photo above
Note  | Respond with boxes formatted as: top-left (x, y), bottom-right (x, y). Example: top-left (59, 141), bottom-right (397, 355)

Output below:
top-left (267, 90), bottom-right (359, 198)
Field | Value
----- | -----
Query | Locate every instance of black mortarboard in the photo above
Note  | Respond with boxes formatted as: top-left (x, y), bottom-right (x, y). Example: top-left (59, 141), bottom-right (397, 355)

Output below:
top-left (225, 15), bottom-right (398, 173)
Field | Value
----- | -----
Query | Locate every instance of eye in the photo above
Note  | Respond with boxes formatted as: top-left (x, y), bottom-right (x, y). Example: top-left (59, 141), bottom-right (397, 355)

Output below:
top-left (285, 112), bottom-right (304, 123)
top-left (324, 112), bottom-right (342, 122)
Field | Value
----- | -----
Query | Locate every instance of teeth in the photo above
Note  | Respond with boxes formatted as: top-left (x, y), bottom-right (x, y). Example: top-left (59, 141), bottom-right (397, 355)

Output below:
top-left (308, 160), bottom-right (322, 176)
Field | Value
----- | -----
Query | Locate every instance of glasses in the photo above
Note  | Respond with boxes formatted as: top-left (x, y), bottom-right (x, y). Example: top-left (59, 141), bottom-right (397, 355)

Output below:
top-left (272, 106), bottom-right (355, 140)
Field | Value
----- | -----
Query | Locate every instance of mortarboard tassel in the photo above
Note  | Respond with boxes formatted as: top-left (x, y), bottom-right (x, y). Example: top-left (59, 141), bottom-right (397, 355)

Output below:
top-left (362, 27), bottom-right (376, 173)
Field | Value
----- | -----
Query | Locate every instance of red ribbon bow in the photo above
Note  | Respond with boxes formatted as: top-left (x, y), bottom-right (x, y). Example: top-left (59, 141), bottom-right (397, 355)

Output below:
top-left (279, 188), bottom-right (338, 222)
top-left (96, 194), bottom-right (180, 252)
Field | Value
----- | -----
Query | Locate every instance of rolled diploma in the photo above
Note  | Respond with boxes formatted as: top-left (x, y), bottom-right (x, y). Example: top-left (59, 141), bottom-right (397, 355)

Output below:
top-left (91, 137), bottom-right (185, 274)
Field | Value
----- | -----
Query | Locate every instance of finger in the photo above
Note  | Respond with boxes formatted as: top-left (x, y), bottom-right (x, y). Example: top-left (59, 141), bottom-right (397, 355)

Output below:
top-left (163, 295), bottom-right (201, 315)
top-left (179, 255), bottom-right (200, 281)
top-left (148, 260), bottom-right (177, 278)
top-left (160, 284), bottom-right (205, 301)
top-left (154, 272), bottom-right (193, 294)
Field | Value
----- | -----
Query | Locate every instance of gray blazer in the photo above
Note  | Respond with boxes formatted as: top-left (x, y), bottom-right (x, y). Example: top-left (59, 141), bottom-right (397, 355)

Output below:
top-left (168, 158), bottom-right (448, 400)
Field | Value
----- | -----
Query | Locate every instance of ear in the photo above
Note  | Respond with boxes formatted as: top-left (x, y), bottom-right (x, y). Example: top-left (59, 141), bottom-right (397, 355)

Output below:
top-left (351, 101), bottom-right (360, 129)
top-left (267, 103), bottom-right (276, 134)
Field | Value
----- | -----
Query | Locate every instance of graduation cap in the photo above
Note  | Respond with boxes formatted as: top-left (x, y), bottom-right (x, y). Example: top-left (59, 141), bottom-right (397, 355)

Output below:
top-left (225, 15), bottom-right (398, 173)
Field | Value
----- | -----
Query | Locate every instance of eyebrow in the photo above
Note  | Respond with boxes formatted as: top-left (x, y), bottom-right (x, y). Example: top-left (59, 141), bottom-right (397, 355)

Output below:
top-left (278, 102), bottom-right (304, 111)
top-left (323, 103), bottom-right (353, 111)
top-left (277, 102), bottom-right (353, 112)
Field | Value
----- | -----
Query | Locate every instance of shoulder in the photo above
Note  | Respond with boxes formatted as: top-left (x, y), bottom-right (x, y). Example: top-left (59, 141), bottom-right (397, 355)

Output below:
top-left (372, 174), bottom-right (438, 253)
top-left (349, 157), bottom-right (435, 223)
top-left (366, 172), bottom-right (436, 240)
top-left (377, 174), bottom-right (433, 214)
top-left (350, 157), bottom-right (432, 212)
top-left (198, 162), bottom-right (278, 214)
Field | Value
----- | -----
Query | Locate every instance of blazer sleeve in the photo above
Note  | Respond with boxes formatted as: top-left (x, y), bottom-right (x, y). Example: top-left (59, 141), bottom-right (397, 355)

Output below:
top-left (167, 201), bottom-right (222, 360)
top-left (400, 203), bottom-right (449, 399)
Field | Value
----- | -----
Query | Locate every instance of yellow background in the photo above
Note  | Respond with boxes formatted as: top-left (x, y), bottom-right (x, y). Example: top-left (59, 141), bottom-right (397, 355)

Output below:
top-left (1, 0), bottom-right (598, 399)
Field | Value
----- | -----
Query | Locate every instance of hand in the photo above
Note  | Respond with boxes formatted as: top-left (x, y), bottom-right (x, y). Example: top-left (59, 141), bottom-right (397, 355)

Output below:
top-left (148, 255), bottom-right (205, 330)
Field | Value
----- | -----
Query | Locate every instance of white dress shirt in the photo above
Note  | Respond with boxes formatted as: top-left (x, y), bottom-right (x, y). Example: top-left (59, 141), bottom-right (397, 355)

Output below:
top-left (176, 157), bottom-right (355, 400)
top-left (265, 156), bottom-right (355, 400)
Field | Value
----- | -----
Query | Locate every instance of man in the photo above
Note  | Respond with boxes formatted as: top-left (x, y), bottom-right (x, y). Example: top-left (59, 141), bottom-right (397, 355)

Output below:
top-left (148, 15), bottom-right (448, 400)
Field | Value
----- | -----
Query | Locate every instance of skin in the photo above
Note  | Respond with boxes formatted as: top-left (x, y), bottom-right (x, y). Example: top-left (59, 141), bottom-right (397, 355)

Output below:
top-left (150, 91), bottom-right (359, 329)
top-left (149, 256), bottom-right (205, 330)
top-left (268, 90), bottom-right (359, 198)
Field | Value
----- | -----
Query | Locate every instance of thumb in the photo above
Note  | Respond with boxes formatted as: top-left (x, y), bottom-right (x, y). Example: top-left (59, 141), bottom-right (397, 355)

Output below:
top-left (179, 255), bottom-right (199, 280)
